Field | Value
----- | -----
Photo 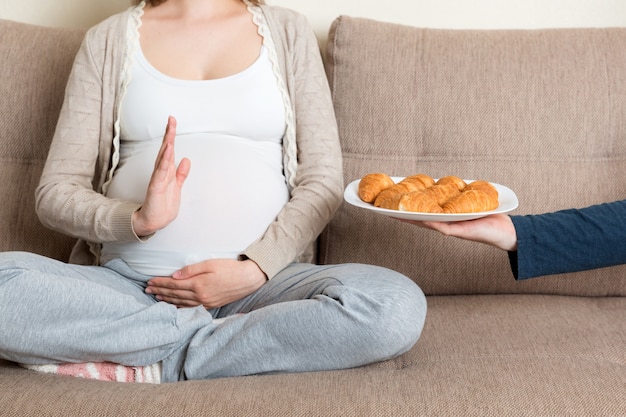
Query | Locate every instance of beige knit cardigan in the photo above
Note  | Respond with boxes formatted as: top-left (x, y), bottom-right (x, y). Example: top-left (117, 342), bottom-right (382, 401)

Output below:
top-left (35, 2), bottom-right (343, 279)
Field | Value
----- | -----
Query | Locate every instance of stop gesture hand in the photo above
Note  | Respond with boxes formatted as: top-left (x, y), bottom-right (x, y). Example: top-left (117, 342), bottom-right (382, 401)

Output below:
top-left (132, 116), bottom-right (191, 237)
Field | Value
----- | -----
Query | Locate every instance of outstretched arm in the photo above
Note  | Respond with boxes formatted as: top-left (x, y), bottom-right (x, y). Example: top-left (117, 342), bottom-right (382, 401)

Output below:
top-left (401, 200), bottom-right (626, 279)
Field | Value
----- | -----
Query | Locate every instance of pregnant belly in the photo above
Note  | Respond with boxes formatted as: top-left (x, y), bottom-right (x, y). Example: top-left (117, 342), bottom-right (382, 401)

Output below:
top-left (102, 134), bottom-right (289, 275)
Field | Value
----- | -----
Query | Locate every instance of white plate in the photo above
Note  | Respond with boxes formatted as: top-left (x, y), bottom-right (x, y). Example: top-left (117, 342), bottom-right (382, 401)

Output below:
top-left (344, 177), bottom-right (519, 221)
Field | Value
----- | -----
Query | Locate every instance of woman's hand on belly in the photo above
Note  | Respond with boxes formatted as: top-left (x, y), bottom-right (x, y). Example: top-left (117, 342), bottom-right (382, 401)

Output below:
top-left (145, 258), bottom-right (267, 309)
top-left (132, 116), bottom-right (191, 237)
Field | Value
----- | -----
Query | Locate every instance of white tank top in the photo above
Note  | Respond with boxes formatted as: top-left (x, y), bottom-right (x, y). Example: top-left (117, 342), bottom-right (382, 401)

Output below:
top-left (101, 46), bottom-right (289, 276)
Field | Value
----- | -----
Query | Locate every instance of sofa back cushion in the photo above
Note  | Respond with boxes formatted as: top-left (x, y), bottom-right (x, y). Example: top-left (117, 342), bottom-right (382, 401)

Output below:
top-left (0, 20), bottom-right (84, 261)
top-left (320, 16), bottom-right (626, 296)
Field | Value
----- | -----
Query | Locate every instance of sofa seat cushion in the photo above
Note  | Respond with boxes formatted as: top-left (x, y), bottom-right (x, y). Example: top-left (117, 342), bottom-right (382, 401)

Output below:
top-left (2, 295), bottom-right (623, 416)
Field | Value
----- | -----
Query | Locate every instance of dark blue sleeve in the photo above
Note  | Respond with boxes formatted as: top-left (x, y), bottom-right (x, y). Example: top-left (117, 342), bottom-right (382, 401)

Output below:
top-left (508, 199), bottom-right (626, 280)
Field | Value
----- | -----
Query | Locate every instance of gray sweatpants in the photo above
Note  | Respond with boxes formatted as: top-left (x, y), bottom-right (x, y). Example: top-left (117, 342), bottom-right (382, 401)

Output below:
top-left (0, 252), bottom-right (426, 382)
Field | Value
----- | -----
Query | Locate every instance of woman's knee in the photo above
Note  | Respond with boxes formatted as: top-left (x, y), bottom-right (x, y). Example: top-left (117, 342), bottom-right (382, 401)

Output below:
top-left (0, 252), bottom-right (45, 279)
top-left (373, 269), bottom-right (426, 356)
top-left (0, 251), bottom-right (54, 267)
top-left (337, 263), bottom-right (427, 359)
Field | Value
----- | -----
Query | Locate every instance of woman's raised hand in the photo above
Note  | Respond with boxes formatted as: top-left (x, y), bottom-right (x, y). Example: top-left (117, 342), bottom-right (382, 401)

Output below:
top-left (132, 116), bottom-right (191, 237)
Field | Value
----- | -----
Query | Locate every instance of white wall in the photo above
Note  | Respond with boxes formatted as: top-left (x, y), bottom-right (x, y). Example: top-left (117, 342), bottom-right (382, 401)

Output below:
top-left (1, 0), bottom-right (625, 37)
top-left (0, 0), bottom-right (130, 29)
top-left (271, 0), bottom-right (626, 45)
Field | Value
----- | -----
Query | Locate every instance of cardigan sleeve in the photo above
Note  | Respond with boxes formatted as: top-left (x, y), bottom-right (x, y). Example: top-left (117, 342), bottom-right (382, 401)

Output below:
top-left (35, 17), bottom-right (141, 245)
top-left (241, 8), bottom-right (343, 279)
top-left (508, 199), bottom-right (626, 279)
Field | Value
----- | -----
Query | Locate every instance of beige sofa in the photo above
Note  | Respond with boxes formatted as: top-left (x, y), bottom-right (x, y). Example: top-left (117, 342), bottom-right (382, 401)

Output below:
top-left (1, 14), bottom-right (625, 417)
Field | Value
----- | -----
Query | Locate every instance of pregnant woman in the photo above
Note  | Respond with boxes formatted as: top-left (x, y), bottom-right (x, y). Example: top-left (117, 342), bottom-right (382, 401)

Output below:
top-left (0, 0), bottom-right (426, 382)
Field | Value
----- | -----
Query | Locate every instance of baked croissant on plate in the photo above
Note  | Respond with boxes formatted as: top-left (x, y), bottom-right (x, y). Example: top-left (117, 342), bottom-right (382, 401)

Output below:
top-left (374, 182), bottom-right (419, 210)
top-left (401, 174), bottom-right (436, 190)
top-left (435, 176), bottom-right (467, 191)
top-left (442, 188), bottom-right (499, 213)
top-left (358, 173), bottom-right (395, 203)
top-left (374, 174), bottom-right (436, 209)
top-left (464, 180), bottom-right (498, 198)
top-left (398, 190), bottom-right (444, 213)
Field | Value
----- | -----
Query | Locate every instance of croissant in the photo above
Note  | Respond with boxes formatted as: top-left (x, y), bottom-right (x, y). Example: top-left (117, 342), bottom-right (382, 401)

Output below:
top-left (374, 181), bottom-right (424, 210)
top-left (464, 180), bottom-right (498, 198)
top-left (426, 183), bottom-right (463, 205)
top-left (398, 190), bottom-right (444, 213)
top-left (358, 173), bottom-right (395, 203)
top-left (442, 182), bottom-right (499, 214)
top-left (435, 176), bottom-right (466, 191)
top-left (401, 174), bottom-right (435, 190)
